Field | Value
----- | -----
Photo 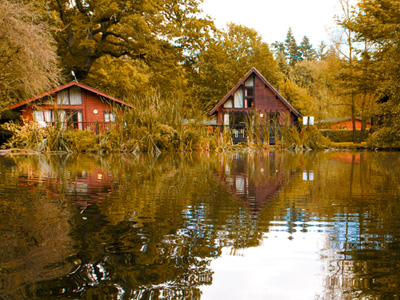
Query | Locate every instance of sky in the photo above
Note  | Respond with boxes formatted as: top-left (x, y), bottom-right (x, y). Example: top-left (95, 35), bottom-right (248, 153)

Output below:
top-left (200, 230), bottom-right (327, 299)
top-left (200, 0), bottom-right (342, 48)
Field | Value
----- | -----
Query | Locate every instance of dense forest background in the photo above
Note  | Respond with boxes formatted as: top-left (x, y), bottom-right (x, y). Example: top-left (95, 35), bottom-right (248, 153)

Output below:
top-left (1, 0), bottom-right (400, 146)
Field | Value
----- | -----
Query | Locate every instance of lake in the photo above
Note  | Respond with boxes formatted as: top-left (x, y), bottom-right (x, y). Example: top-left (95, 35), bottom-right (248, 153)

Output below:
top-left (0, 151), bottom-right (400, 299)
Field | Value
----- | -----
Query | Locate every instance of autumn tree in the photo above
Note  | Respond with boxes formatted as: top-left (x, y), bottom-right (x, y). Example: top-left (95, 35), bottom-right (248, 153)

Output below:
top-left (350, 0), bottom-right (400, 146)
top-left (39, 0), bottom-right (213, 82)
top-left (190, 23), bottom-right (281, 111)
top-left (0, 0), bottom-right (60, 113)
top-left (333, 0), bottom-right (363, 142)
top-left (316, 41), bottom-right (329, 60)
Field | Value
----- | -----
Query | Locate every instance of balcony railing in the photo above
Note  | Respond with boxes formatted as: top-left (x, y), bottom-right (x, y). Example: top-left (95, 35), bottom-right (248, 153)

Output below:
top-left (46, 121), bottom-right (117, 133)
top-left (209, 124), bottom-right (281, 144)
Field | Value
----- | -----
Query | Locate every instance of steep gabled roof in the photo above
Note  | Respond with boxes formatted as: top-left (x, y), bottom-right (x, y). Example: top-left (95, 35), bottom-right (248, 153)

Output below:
top-left (10, 81), bottom-right (132, 109)
top-left (209, 67), bottom-right (300, 117)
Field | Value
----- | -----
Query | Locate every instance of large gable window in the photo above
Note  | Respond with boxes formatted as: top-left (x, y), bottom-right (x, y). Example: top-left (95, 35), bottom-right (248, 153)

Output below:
top-left (57, 86), bottom-right (82, 105)
top-left (234, 88), bottom-right (243, 108)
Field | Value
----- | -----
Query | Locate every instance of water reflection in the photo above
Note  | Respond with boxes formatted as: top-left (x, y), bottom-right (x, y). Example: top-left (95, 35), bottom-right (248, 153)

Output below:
top-left (215, 152), bottom-right (295, 213)
top-left (0, 152), bottom-right (400, 299)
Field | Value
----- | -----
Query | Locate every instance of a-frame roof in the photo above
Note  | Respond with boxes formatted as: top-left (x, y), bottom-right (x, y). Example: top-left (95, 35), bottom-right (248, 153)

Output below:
top-left (209, 67), bottom-right (300, 117)
top-left (10, 81), bottom-right (132, 109)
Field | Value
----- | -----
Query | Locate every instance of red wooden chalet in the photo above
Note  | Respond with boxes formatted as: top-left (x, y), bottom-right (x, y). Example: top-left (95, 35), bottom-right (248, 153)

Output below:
top-left (10, 81), bottom-right (132, 132)
top-left (209, 68), bottom-right (301, 142)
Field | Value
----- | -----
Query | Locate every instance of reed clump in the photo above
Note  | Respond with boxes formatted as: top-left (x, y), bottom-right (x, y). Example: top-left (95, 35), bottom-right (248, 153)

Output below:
top-left (281, 126), bottom-right (330, 151)
top-left (1, 92), bottom-right (220, 153)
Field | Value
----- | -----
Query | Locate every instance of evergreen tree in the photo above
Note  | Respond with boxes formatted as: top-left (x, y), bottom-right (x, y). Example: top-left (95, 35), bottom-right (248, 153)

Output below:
top-left (299, 36), bottom-right (316, 61)
top-left (271, 41), bottom-right (286, 57)
top-left (284, 28), bottom-right (302, 65)
top-left (316, 41), bottom-right (329, 60)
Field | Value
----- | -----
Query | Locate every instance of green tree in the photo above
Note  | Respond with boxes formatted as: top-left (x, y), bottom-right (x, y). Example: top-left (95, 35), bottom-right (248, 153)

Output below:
top-left (284, 27), bottom-right (302, 66)
top-left (299, 36), bottom-right (316, 61)
top-left (0, 0), bottom-right (60, 112)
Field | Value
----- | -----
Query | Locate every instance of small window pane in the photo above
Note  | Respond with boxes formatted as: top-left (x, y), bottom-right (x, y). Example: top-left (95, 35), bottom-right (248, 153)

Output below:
top-left (104, 111), bottom-right (116, 122)
top-left (245, 87), bottom-right (253, 97)
top-left (44, 111), bottom-right (52, 122)
top-left (33, 111), bottom-right (44, 122)
top-left (224, 113), bottom-right (229, 125)
top-left (245, 75), bottom-right (254, 87)
top-left (77, 111), bottom-right (83, 129)
top-left (223, 99), bottom-right (233, 108)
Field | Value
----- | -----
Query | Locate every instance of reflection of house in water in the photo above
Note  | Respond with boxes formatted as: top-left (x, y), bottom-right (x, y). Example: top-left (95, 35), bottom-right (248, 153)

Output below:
top-left (17, 165), bottom-right (115, 210)
top-left (216, 152), bottom-right (294, 213)
top-left (63, 169), bottom-right (115, 210)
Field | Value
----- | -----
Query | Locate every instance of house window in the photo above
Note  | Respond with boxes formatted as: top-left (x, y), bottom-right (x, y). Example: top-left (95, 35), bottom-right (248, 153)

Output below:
top-left (55, 110), bottom-right (83, 129)
top-left (104, 111), bottom-right (116, 122)
top-left (70, 110), bottom-right (83, 129)
top-left (56, 86), bottom-right (82, 105)
top-left (224, 113), bottom-right (230, 126)
top-left (234, 88), bottom-right (243, 108)
top-left (33, 110), bottom-right (52, 127)
top-left (245, 87), bottom-right (254, 108)
top-left (245, 75), bottom-right (254, 87)
top-left (223, 99), bottom-right (233, 108)
top-left (244, 75), bottom-right (254, 108)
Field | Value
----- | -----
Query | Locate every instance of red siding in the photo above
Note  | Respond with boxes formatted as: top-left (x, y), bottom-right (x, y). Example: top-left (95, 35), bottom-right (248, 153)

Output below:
top-left (18, 88), bottom-right (115, 124)
top-left (216, 76), bottom-right (295, 126)
top-left (83, 90), bottom-right (113, 123)
top-left (331, 120), bottom-right (371, 130)
top-left (254, 76), bottom-right (286, 112)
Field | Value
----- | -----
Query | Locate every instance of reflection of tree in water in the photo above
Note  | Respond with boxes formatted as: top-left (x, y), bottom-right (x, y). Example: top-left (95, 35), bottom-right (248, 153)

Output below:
top-left (7, 153), bottom-right (285, 299)
top-left (6, 152), bottom-right (400, 299)
top-left (0, 156), bottom-right (76, 300)
top-left (301, 152), bottom-right (400, 299)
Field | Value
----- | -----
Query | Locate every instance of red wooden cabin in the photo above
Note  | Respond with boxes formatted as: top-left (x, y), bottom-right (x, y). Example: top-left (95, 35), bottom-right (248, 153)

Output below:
top-left (209, 68), bottom-right (300, 142)
top-left (10, 81), bottom-right (131, 132)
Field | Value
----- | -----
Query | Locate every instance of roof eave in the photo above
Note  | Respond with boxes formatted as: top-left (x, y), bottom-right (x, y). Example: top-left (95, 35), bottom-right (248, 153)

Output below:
top-left (10, 81), bottom-right (132, 109)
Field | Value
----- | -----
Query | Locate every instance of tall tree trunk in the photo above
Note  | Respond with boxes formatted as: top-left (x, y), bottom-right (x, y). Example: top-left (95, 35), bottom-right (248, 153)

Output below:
top-left (351, 95), bottom-right (356, 143)
top-left (359, 119), bottom-right (367, 143)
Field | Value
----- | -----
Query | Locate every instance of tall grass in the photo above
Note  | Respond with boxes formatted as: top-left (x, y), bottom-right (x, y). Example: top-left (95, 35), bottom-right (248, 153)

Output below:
top-left (281, 125), bottom-right (330, 151)
top-left (3, 92), bottom-right (332, 153)
top-left (2, 92), bottom-right (219, 153)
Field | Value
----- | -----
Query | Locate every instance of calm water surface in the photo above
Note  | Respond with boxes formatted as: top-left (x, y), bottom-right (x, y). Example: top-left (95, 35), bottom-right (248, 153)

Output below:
top-left (0, 151), bottom-right (400, 299)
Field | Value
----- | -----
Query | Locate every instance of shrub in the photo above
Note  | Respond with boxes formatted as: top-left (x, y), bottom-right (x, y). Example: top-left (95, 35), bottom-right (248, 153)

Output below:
top-left (367, 128), bottom-right (400, 149)
top-left (321, 129), bottom-right (369, 142)
top-left (0, 128), bottom-right (13, 147)
top-left (1, 121), bottom-right (46, 150)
